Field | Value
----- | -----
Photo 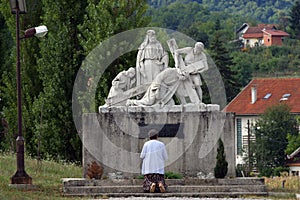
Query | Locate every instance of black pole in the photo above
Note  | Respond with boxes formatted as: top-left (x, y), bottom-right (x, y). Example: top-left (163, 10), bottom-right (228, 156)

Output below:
top-left (10, 6), bottom-right (32, 185)
top-left (247, 120), bottom-right (251, 175)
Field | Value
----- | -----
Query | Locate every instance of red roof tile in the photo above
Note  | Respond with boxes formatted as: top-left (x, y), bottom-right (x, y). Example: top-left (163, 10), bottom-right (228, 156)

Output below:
top-left (242, 24), bottom-right (289, 39)
top-left (244, 27), bottom-right (262, 34)
top-left (223, 78), bottom-right (300, 115)
top-left (262, 29), bottom-right (289, 37)
top-left (243, 27), bottom-right (264, 38)
top-left (243, 33), bottom-right (263, 38)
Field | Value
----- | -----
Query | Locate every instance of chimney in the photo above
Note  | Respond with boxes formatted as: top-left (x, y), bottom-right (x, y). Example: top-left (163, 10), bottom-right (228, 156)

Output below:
top-left (251, 86), bottom-right (257, 104)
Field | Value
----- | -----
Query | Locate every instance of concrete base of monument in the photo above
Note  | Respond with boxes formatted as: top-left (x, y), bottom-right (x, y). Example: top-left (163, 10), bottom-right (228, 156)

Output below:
top-left (99, 103), bottom-right (220, 113)
top-left (82, 107), bottom-right (235, 179)
top-left (62, 177), bottom-right (268, 197)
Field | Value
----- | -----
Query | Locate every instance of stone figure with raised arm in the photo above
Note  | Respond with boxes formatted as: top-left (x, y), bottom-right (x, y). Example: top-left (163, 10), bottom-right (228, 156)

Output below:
top-left (136, 30), bottom-right (169, 86)
top-left (174, 42), bottom-right (208, 102)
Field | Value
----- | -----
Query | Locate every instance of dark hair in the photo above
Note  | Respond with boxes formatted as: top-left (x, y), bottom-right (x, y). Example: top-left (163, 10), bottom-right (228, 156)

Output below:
top-left (149, 134), bottom-right (158, 140)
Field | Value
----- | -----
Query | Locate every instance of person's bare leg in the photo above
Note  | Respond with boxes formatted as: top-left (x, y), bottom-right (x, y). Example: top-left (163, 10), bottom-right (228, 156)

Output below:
top-left (158, 181), bottom-right (165, 193)
top-left (150, 182), bottom-right (156, 193)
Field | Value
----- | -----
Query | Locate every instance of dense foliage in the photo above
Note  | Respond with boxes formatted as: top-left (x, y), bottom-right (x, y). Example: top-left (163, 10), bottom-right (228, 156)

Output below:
top-left (288, 1), bottom-right (300, 39)
top-left (285, 116), bottom-right (300, 155)
top-left (149, 0), bottom-right (294, 24)
top-left (209, 30), bottom-right (241, 103)
top-left (214, 138), bottom-right (228, 178)
top-left (252, 104), bottom-right (298, 177)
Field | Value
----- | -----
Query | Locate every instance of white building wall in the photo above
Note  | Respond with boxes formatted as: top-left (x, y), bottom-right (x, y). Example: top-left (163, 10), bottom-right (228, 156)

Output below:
top-left (235, 116), bottom-right (259, 165)
top-left (244, 38), bottom-right (263, 48)
top-left (289, 166), bottom-right (300, 176)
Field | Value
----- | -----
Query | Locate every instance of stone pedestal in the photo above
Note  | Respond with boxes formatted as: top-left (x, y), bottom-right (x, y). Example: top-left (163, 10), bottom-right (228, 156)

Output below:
top-left (83, 105), bottom-right (235, 178)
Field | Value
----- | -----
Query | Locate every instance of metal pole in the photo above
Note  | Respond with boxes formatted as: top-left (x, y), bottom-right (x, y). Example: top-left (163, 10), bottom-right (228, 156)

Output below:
top-left (10, 6), bottom-right (32, 185)
top-left (247, 120), bottom-right (251, 175)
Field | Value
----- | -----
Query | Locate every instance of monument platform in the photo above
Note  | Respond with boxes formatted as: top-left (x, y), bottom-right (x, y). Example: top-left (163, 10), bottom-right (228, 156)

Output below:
top-left (83, 109), bottom-right (235, 178)
top-left (62, 177), bottom-right (268, 198)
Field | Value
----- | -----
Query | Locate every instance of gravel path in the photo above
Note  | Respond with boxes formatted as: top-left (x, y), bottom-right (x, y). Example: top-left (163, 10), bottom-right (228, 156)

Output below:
top-left (100, 198), bottom-right (270, 200)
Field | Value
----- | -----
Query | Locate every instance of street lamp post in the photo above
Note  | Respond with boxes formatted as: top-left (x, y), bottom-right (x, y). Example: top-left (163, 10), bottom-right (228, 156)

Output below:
top-left (9, 0), bottom-right (48, 184)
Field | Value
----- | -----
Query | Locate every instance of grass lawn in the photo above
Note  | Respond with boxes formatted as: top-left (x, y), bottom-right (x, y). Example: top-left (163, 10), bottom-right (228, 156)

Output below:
top-left (0, 153), bottom-right (86, 200)
top-left (265, 175), bottom-right (300, 193)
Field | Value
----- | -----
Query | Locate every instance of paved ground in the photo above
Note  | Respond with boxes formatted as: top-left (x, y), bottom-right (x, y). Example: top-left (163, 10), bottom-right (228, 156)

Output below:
top-left (97, 198), bottom-right (270, 200)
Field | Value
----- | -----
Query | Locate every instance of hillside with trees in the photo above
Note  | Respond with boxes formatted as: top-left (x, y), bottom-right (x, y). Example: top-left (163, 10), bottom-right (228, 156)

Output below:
top-left (149, 0), bottom-right (293, 24)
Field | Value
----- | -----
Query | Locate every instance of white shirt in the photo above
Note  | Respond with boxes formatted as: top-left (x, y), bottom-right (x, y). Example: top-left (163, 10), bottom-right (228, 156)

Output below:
top-left (140, 139), bottom-right (168, 175)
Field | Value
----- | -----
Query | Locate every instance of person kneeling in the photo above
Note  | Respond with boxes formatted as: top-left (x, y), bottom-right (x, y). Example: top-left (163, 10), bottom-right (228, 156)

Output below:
top-left (140, 129), bottom-right (168, 193)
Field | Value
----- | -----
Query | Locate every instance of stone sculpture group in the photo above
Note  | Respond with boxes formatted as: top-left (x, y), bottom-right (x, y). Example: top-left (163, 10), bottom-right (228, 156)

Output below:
top-left (105, 30), bottom-right (209, 108)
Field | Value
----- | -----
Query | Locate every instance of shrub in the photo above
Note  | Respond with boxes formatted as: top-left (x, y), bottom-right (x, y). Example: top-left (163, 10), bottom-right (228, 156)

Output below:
top-left (164, 171), bottom-right (183, 179)
top-left (259, 167), bottom-right (273, 177)
top-left (273, 167), bottom-right (289, 177)
top-left (86, 161), bottom-right (103, 179)
top-left (214, 138), bottom-right (228, 178)
top-left (135, 175), bottom-right (144, 179)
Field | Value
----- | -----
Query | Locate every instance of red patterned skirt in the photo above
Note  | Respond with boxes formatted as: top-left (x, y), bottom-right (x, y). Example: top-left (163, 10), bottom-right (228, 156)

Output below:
top-left (143, 173), bottom-right (167, 192)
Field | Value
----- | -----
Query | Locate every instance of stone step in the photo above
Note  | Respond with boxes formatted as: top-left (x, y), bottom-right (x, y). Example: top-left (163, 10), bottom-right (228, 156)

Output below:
top-left (62, 178), bottom-right (265, 187)
top-left (63, 185), bottom-right (266, 194)
top-left (62, 178), bottom-right (267, 198)
top-left (63, 192), bottom-right (269, 198)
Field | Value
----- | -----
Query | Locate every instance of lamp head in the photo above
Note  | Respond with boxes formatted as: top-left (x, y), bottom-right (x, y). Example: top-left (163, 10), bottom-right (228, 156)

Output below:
top-left (9, 0), bottom-right (27, 14)
top-left (34, 25), bottom-right (48, 38)
top-left (24, 25), bottom-right (48, 39)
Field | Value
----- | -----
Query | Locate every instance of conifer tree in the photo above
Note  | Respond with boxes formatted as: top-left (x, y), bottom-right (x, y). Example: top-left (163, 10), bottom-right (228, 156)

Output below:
top-left (210, 31), bottom-right (241, 102)
top-left (32, 0), bottom-right (87, 161)
top-left (214, 138), bottom-right (228, 178)
top-left (289, 1), bottom-right (300, 39)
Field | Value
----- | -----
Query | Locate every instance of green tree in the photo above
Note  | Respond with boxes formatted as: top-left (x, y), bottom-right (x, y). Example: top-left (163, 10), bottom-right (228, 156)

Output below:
top-left (231, 51), bottom-right (253, 86)
top-left (289, 1), bottom-right (300, 39)
top-left (214, 138), bottom-right (228, 178)
top-left (286, 116), bottom-right (300, 155)
top-left (209, 31), bottom-right (241, 102)
top-left (253, 104), bottom-right (298, 177)
top-left (0, 13), bottom-right (13, 150)
top-left (0, 0), bottom-right (43, 153)
top-left (0, 13), bottom-right (13, 78)
top-left (32, 0), bottom-right (88, 161)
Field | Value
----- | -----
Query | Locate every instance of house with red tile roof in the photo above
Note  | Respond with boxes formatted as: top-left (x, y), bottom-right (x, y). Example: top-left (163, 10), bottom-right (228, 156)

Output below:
top-left (237, 23), bottom-right (289, 48)
top-left (286, 146), bottom-right (300, 176)
top-left (223, 77), bottom-right (300, 165)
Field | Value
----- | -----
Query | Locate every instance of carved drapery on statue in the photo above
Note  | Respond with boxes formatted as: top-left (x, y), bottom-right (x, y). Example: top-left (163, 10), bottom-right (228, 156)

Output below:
top-left (136, 30), bottom-right (169, 86)
top-left (103, 30), bottom-right (209, 108)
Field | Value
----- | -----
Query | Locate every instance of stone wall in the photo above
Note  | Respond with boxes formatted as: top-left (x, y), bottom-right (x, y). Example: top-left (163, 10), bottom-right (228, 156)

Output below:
top-left (82, 108), bottom-right (235, 178)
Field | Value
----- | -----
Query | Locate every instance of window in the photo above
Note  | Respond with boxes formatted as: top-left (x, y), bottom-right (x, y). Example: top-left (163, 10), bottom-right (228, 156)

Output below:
top-left (280, 93), bottom-right (291, 101)
top-left (263, 93), bottom-right (272, 99)
top-left (283, 93), bottom-right (291, 98)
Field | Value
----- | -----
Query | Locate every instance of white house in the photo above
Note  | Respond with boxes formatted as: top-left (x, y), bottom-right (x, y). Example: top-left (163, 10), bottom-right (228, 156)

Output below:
top-left (223, 77), bottom-right (300, 165)
top-left (286, 147), bottom-right (300, 176)
top-left (236, 23), bottom-right (289, 48)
